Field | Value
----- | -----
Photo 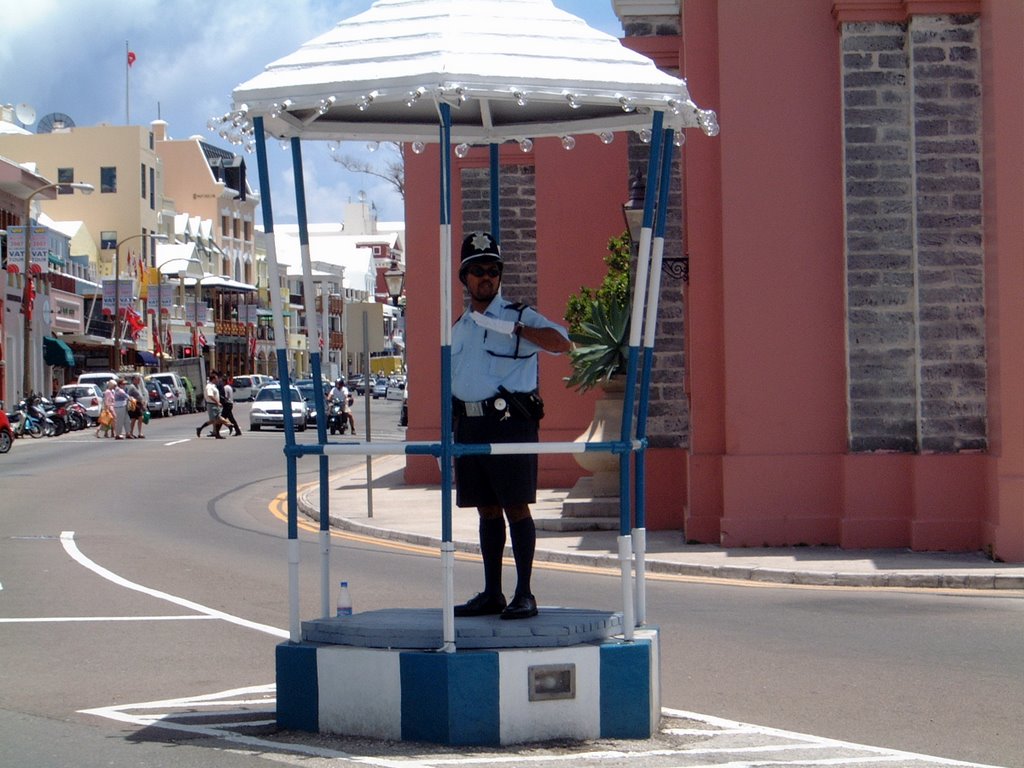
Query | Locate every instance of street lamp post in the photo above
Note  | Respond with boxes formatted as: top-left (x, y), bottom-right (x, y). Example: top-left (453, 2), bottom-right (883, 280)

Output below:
top-left (113, 232), bottom-right (168, 370)
top-left (383, 260), bottom-right (406, 369)
top-left (22, 181), bottom-right (94, 398)
top-left (152, 254), bottom-right (203, 372)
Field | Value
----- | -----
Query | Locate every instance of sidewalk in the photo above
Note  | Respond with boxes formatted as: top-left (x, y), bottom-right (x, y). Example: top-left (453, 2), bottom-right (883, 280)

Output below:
top-left (299, 454), bottom-right (1024, 591)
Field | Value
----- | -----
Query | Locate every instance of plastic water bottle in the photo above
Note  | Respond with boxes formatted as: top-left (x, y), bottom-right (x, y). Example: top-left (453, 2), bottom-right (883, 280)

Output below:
top-left (336, 581), bottom-right (353, 617)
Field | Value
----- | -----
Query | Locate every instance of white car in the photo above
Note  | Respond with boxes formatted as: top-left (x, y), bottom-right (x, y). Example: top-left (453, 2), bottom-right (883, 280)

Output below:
top-left (231, 374), bottom-right (273, 402)
top-left (57, 383), bottom-right (104, 421)
top-left (249, 384), bottom-right (308, 431)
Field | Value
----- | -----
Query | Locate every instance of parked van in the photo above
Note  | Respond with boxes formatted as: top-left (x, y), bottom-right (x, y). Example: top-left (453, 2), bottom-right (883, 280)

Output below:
top-left (77, 371), bottom-right (119, 390)
top-left (146, 372), bottom-right (188, 415)
top-left (230, 374), bottom-right (271, 402)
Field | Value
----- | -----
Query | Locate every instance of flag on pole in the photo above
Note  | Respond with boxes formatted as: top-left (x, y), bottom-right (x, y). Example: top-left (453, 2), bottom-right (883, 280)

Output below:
top-left (124, 306), bottom-right (146, 340)
top-left (249, 336), bottom-right (257, 359)
top-left (166, 327), bottom-right (173, 353)
top-left (198, 330), bottom-right (208, 347)
top-left (21, 277), bottom-right (35, 321)
top-left (127, 50), bottom-right (136, 67)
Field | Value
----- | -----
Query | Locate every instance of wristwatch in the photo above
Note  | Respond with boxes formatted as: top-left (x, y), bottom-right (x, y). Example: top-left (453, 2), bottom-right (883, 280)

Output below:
top-left (514, 322), bottom-right (525, 337)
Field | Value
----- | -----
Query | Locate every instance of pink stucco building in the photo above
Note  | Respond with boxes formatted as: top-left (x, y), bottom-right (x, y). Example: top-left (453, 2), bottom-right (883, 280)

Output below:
top-left (402, 0), bottom-right (1023, 562)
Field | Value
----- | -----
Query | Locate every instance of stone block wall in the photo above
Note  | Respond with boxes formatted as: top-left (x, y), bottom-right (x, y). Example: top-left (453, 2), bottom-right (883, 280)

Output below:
top-left (841, 14), bottom-right (985, 453)
top-left (461, 164), bottom-right (538, 308)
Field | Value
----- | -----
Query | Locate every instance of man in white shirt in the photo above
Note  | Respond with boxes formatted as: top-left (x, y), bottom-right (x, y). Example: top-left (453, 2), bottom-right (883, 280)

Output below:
top-left (196, 372), bottom-right (229, 439)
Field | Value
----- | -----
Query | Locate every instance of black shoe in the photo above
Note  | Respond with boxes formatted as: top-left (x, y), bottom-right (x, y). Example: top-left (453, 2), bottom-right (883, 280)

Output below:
top-left (453, 591), bottom-right (506, 617)
top-left (500, 594), bottom-right (538, 620)
top-left (233, 430), bottom-right (242, 436)
top-left (213, 433), bottom-right (226, 440)
top-left (195, 426), bottom-right (202, 438)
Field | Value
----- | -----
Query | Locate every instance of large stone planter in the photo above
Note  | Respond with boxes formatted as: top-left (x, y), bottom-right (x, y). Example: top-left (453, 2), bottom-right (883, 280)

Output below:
top-left (572, 376), bottom-right (626, 498)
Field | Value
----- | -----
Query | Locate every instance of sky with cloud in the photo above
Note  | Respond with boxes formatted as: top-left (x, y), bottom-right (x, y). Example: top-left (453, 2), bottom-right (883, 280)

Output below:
top-left (1, 0), bottom-right (623, 225)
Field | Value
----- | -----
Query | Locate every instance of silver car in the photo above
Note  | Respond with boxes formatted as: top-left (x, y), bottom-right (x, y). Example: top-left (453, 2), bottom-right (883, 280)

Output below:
top-left (57, 383), bottom-right (104, 421)
top-left (249, 384), bottom-right (308, 431)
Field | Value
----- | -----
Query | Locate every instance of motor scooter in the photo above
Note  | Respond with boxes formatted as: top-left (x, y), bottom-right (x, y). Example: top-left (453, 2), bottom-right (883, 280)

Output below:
top-left (0, 403), bottom-right (13, 453)
top-left (327, 400), bottom-right (348, 435)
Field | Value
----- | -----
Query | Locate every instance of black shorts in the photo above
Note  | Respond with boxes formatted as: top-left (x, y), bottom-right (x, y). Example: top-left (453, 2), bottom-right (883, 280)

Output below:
top-left (454, 412), bottom-right (538, 508)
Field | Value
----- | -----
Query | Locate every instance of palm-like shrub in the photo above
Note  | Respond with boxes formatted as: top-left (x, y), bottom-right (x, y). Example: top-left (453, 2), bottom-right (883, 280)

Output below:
top-left (564, 233), bottom-right (631, 392)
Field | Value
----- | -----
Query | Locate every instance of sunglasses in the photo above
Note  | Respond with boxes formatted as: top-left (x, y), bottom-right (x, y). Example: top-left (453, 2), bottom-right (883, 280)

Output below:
top-left (468, 265), bottom-right (501, 278)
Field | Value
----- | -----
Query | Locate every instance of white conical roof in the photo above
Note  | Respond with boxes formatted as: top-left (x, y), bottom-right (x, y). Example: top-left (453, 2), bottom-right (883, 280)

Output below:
top-left (231, 0), bottom-right (716, 144)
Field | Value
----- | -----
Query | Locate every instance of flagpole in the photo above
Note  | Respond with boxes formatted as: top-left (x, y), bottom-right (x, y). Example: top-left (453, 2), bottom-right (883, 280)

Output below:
top-left (125, 40), bottom-right (130, 125)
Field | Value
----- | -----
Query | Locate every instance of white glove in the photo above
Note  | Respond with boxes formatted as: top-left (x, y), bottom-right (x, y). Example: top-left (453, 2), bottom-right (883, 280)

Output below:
top-left (469, 311), bottom-right (515, 336)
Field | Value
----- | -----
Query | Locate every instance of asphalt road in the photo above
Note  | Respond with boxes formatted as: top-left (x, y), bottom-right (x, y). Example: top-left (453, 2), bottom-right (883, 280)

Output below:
top-left (1, 398), bottom-right (1021, 767)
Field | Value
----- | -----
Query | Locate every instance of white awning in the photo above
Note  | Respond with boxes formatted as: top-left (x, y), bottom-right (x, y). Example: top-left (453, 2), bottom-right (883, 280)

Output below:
top-left (231, 0), bottom-right (717, 144)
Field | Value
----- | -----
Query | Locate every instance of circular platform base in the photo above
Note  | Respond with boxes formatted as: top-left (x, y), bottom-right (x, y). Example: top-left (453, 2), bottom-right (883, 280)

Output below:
top-left (302, 607), bottom-right (624, 649)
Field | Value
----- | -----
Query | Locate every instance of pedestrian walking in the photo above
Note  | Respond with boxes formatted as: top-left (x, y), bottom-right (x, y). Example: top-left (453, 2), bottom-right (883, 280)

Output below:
top-left (95, 380), bottom-right (115, 438)
top-left (221, 375), bottom-right (242, 436)
top-left (125, 373), bottom-right (146, 438)
top-left (196, 371), bottom-right (229, 439)
top-left (112, 377), bottom-right (130, 440)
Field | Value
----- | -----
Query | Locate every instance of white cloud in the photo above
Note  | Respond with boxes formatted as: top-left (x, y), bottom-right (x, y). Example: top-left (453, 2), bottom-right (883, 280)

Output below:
top-left (2, 0), bottom-right (621, 225)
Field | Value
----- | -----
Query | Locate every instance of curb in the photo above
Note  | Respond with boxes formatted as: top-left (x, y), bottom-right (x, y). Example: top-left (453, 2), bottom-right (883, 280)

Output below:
top-left (296, 487), bottom-right (1024, 592)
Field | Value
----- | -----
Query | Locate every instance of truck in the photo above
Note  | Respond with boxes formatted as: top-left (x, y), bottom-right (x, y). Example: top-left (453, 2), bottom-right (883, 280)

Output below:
top-left (165, 357), bottom-right (206, 411)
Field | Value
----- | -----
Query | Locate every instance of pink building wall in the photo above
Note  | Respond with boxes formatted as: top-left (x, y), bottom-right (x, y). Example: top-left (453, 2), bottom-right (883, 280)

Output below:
top-left (403, 0), bottom-right (1024, 561)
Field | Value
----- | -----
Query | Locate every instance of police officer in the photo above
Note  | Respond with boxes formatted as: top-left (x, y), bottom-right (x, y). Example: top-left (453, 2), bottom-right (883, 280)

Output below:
top-left (452, 231), bottom-right (570, 620)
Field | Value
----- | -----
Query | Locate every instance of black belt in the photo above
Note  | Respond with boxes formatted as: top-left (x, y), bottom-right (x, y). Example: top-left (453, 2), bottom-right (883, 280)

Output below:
top-left (454, 389), bottom-right (539, 419)
top-left (453, 395), bottom-right (507, 418)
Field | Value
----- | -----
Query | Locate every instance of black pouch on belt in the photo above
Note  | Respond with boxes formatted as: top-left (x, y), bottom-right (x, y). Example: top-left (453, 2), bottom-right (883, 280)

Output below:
top-left (499, 387), bottom-right (545, 421)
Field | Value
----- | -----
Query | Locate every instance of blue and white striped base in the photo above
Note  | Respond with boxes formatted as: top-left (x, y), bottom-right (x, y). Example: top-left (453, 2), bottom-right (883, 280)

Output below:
top-left (277, 628), bottom-right (660, 745)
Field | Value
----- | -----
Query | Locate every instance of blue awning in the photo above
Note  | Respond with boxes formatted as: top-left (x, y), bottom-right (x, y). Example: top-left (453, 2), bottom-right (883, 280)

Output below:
top-left (43, 336), bottom-right (75, 367)
top-left (135, 350), bottom-right (159, 366)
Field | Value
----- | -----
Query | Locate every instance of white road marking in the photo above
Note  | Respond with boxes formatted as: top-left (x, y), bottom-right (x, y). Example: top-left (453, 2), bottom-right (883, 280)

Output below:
top-left (164, 438), bottom-right (191, 446)
top-left (60, 531), bottom-right (288, 639)
top-left (81, 692), bottom-right (1006, 768)
top-left (60, 533), bottom-right (1003, 767)
top-left (0, 615), bottom-right (217, 623)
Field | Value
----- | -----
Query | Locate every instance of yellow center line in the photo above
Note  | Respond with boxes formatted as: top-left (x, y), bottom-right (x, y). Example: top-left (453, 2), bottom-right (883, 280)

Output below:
top-left (267, 488), bottom-right (1012, 594)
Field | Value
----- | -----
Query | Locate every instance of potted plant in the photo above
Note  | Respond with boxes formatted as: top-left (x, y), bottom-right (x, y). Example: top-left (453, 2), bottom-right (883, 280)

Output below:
top-left (564, 232), bottom-right (632, 498)
top-left (564, 231), bottom-right (631, 392)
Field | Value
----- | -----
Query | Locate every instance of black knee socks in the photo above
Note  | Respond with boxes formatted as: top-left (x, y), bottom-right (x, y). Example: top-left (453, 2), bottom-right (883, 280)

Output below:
top-left (508, 517), bottom-right (536, 599)
top-left (479, 516), bottom-right (506, 596)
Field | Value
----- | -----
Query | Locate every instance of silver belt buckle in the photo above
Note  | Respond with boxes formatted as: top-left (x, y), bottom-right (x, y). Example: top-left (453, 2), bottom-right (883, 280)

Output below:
top-left (464, 400), bottom-right (484, 417)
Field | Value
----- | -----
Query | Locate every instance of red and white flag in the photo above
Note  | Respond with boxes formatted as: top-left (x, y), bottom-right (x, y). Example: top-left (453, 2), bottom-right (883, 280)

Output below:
top-left (248, 336), bottom-right (257, 359)
top-left (198, 330), bottom-right (208, 347)
top-left (127, 50), bottom-right (136, 67)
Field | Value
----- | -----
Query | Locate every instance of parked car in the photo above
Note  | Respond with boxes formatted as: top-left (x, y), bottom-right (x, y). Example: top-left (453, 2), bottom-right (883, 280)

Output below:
top-left (144, 380), bottom-right (172, 418)
top-left (230, 374), bottom-right (272, 402)
top-left (349, 374), bottom-right (365, 394)
top-left (249, 384), bottom-right (308, 431)
top-left (372, 377), bottom-right (388, 399)
top-left (385, 382), bottom-right (405, 401)
top-left (146, 372), bottom-right (188, 414)
top-left (57, 383), bottom-right (103, 421)
top-left (179, 376), bottom-right (199, 412)
top-left (77, 371), bottom-right (118, 391)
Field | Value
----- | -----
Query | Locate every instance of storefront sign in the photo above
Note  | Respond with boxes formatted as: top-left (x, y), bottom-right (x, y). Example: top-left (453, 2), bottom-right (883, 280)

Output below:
top-left (49, 289), bottom-right (84, 333)
top-left (101, 278), bottom-right (136, 315)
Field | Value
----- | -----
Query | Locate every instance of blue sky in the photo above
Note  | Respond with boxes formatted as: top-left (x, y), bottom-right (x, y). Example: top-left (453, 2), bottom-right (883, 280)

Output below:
top-left (1, 0), bottom-right (623, 224)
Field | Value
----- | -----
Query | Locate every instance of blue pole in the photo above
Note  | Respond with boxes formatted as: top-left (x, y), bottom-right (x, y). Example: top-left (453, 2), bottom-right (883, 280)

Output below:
top-left (618, 112), bottom-right (665, 537)
top-left (439, 103), bottom-right (454, 545)
top-left (635, 129), bottom-right (675, 530)
top-left (489, 143), bottom-right (501, 239)
top-left (253, 117), bottom-right (302, 642)
top-left (291, 137), bottom-right (334, 619)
